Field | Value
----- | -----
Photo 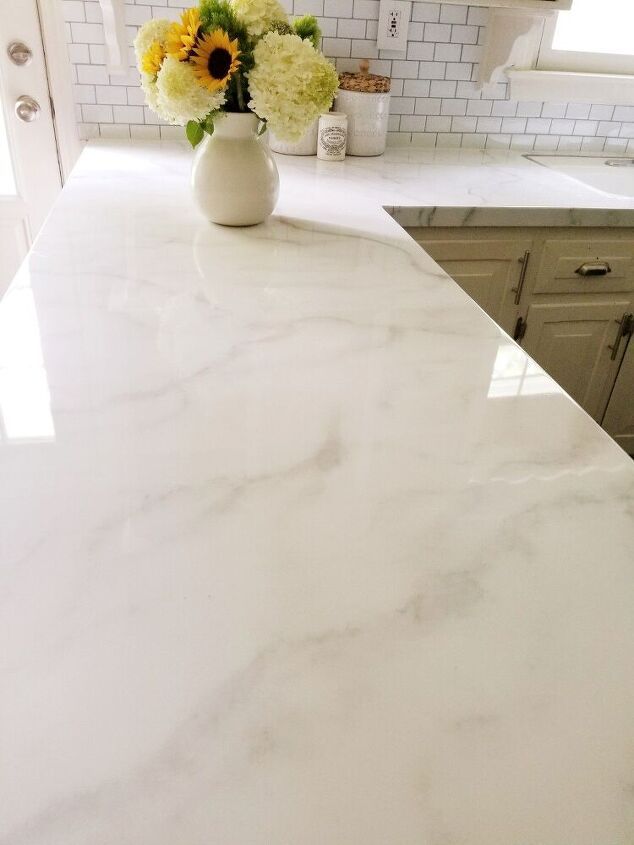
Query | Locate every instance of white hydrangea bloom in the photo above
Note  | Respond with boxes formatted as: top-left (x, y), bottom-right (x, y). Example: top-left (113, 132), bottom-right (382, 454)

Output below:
top-left (141, 73), bottom-right (161, 114)
top-left (133, 19), bottom-right (172, 72)
top-left (230, 0), bottom-right (288, 37)
top-left (248, 32), bottom-right (339, 141)
top-left (155, 56), bottom-right (225, 126)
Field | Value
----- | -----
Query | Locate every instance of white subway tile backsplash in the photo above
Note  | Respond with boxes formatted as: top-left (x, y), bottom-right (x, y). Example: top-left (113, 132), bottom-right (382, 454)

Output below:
top-left (565, 103), bottom-right (591, 119)
top-left (430, 80), bottom-right (456, 97)
top-left (424, 23), bottom-right (451, 42)
top-left (550, 118), bottom-right (575, 135)
top-left (403, 79), bottom-right (432, 97)
top-left (526, 117), bottom-right (551, 135)
top-left (63, 0), bottom-right (634, 152)
top-left (418, 61), bottom-right (446, 79)
top-left (325, 0), bottom-right (352, 16)
top-left (337, 17), bottom-right (365, 37)
top-left (440, 98), bottom-right (467, 116)
top-left (408, 41), bottom-right (435, 60)
top-left (412, 3), bottom-right (441, 23)
top-left (392, 60), bottom-right (419, 78)
top-left (439, 4), bottom-right (466, 23)
top-left (466, 6), bottom-right (487, 25)
top-left (445, 62), bottom-right (471, 81)
top-left (92, 85), bottom-right (122, 105)
top-left (573, 120), bottom-right (598, 136)
top-left (351, 38), bottom-right (378, 58)
top-left (541, 102), bottom-right (567, 119)
top-left (70, 21), bottom-right (104, 42)
top-left (613, 106), bottom-right (634, 122)
top-left (352, 0), bottom-right (379, 19)
top-left (322, 36), bottom-right (351, 56)
top-left (414, 98), bottom-right (442, 115)
top-left (501, 117), bottom-right (526, 134)
top-left (294, 0), bottom-right (324, 15)
top-left (82, 104), bottom-right (113, 122)
top-left (589, 104), bottom-right (614, 121)
top-left (390, 97), bottom-right (416, 114)
top-left (425, 115), bottom-right (450, 131)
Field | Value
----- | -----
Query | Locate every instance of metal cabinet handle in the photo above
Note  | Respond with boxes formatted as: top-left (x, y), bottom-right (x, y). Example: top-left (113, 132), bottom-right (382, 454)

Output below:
top-left (15, 95), bottom-right (40, 122)
top-left (608, 312), bottom-right (633, 361)
top-left (7, 41), bottom-right (32, 66)
top-left (575, 261), bottom-right (612, 277)
top-left (512, 250), bottom-right (530, 305)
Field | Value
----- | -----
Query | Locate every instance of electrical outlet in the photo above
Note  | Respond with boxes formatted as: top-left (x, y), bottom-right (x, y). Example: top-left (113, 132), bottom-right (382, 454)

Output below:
top-left (376, 0), bottom-right (410, 53)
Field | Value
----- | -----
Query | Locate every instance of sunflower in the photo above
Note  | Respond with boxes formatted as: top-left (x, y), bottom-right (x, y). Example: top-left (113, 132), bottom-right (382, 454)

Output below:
top-left (166, 7), bottom-right (202, 61)
top-left (141, 40), bottom-right (166, 76)
top-left (191, 29), bottom-right (240, 92)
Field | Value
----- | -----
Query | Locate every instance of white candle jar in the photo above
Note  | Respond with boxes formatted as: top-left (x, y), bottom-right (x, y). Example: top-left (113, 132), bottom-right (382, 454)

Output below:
top-left (336, 67), bottom-right (391, 157)
top-left (317, 112), bottom-right (348, 161)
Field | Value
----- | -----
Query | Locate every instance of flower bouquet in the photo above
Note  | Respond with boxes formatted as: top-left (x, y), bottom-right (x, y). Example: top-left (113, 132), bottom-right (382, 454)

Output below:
top-left (134, 0), bottom-right (339, 225)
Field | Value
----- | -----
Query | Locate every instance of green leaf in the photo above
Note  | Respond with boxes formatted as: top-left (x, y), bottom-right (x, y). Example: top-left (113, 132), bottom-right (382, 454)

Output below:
top-left (186, 120), bottom-right (204, 148)
top-left (256, 120), bottom-right (267, 137)
top-left (203, 115), bottom-right (215, 136)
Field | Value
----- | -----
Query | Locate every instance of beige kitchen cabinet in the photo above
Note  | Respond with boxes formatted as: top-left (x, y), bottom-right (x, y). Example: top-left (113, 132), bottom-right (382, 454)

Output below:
top-left (407, 231), bottom-right (532, 336)
top-left (407, 225), bottom-right (634, 451)
top-left (603, 329), bottom-right (634, 454)
top-left (521, 300), bottom-right (631, 422)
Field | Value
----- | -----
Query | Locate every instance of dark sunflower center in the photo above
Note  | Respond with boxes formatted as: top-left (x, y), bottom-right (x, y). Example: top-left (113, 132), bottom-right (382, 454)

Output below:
top-left (208, 48), bottom-right (232, 80)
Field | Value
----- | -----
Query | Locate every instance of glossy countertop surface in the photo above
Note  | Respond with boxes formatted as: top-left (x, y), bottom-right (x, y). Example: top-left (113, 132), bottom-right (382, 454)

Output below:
top-left (2, 142), bottom-right (634, 845)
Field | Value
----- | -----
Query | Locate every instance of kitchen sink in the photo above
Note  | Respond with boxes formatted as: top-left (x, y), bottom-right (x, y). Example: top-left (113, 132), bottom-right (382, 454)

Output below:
top-left (526, 155), bottom-right (634, 197)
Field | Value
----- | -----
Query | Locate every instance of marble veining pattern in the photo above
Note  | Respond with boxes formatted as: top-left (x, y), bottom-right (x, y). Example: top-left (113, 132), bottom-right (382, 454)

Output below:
top-left (1, 142), bottom-right (634, 845)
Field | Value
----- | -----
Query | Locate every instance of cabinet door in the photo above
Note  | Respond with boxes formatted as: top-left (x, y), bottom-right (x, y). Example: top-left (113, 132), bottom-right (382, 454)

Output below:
top-left (521, 300), bottom-right (631, 421)
top-left (411, 237), bottom-right (532, 335)
top-left (603, 336), bottom-right (634, 455)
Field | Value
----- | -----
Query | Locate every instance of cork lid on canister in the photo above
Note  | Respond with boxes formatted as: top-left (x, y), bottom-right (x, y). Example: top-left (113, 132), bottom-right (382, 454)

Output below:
top-left (338, 59), bottom-right (391, 93)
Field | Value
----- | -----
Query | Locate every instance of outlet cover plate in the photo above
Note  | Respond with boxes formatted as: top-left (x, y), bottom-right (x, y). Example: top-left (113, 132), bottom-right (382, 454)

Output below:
top-left (376, 0), bottom-right (411, 53)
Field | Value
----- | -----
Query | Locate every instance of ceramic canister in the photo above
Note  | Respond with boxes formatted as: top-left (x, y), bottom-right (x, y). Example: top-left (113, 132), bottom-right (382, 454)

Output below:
top-left (268, 119), bottom-right (318, 156)
top-left (336, 63), bottom-right (391, 157)
top-left (317, 112), bottom-right (348, 161)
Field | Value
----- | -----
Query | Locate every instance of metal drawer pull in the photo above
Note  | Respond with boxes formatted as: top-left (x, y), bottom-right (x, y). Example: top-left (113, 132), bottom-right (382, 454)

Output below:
top-left (512, 250), bottom-right (531, 305)
top-left (575, 261), bottom-right (612, 277)
top-left (608, 312), bottom-right (633, 361)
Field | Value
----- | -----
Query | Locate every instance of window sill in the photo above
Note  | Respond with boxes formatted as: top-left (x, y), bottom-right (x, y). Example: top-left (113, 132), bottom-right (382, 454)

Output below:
top-left (508, 70), bottom-right (634, 106)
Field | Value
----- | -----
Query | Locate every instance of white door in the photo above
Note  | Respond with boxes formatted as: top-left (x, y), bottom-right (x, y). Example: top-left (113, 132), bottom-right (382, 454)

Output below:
top-left (0, 0), bottom-right (62, 294)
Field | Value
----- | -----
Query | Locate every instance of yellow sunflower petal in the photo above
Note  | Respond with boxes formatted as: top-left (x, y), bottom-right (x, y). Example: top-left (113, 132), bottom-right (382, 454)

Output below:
top-left (166, 7), bottom-right (202, 61)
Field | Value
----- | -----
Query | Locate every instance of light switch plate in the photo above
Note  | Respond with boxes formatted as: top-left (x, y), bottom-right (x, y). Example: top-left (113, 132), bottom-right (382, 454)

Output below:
top-left (376, 0), bottom-right (411, 53)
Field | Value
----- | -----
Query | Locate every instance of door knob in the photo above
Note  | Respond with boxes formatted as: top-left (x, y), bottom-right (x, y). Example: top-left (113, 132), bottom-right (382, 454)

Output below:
top-left (15, 95), bottom-right (40, 122)
top-left (7, 41), bottom-right (32, 66)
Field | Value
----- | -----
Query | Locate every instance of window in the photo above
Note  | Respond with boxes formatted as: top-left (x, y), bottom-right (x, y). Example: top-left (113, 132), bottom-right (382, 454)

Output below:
top-left (538, 0), bottom-right (634, 75)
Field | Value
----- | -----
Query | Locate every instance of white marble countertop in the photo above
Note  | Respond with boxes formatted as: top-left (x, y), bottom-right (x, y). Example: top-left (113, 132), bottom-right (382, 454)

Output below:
top-left (2, 142), bottom-right (634, 845)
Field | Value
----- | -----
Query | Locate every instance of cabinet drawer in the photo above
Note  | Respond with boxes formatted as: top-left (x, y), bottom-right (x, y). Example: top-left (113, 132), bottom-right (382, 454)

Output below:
top-left (533, 239), bottom-right (634, 294)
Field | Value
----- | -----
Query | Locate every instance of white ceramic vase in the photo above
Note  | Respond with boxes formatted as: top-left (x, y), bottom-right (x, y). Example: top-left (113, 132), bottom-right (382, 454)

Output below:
top-left (191, 112), bottom-right (279, 226)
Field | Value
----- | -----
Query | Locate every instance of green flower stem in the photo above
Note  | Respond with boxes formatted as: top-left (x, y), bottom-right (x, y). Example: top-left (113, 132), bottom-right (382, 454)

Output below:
top-left (236, 70), bottom-right (246, 112)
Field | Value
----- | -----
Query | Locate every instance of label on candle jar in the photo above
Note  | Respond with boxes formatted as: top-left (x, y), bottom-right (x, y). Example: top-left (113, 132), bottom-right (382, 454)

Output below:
top-left (319, 126), bottom-right (346, 156)
top-left (317, 114), bottom-right (347, 161)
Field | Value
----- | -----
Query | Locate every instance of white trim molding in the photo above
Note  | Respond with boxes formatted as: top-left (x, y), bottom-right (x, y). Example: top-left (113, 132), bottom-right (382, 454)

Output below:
top-left (37, 0), bottom-right (82, 181)
top-left (479, 8), bottom-right (548, 84)
top-left (98, 0), bottom-right (128, 77)
top-left (508, 70), bottom-right (634, 106)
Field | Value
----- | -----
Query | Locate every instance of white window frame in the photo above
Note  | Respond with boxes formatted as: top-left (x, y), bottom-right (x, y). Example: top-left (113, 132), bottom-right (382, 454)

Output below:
top-left (537, 8), bottom-right (634, 75)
